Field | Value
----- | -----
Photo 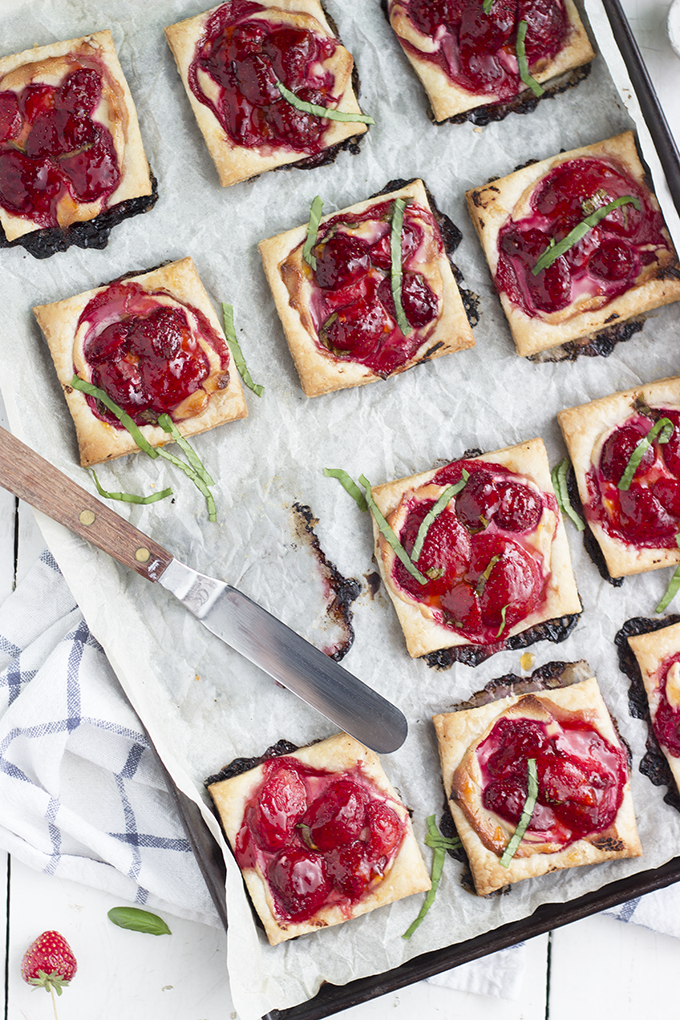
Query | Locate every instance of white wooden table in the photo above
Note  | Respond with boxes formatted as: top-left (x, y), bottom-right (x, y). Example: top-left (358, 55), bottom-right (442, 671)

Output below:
top-left (2, 3), bottom-right (680, 1017)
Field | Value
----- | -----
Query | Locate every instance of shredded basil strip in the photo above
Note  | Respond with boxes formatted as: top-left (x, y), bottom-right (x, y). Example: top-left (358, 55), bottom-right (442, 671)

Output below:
top-left (221, 303), bottom-right (264, 397)
top-left (500, 758), bottom-right (538, 867)
top-left (359, 474), bottom-right (428, 585)
top-left (390, 198), bottom-right (412, 337)
top-left (532, 196), bottom-right (641, 275)
top-left (302, 196), bottom-right (324, 271)
top-left (476, 553), bottom-right (500, 596)
top-left (90, 470), bottom-right (173, 505)
top-left (323, 467), bottom-right (368, 512)
top-left (656, 536), bottom-right (680, 613)
top-left (157, 414), bottom-right (215, 487)
top-left (496, 604), bottom-right (508, 638)
top-left (425, 831), bottom-right (462, 852)
top-left (71, 377), bottom-right (217, 521)
top-left (276, 81), bottom-right (374, 124)
top-left (70, 376), bottom-right (159, 459)
top-left (516, 20), bottom-right (545, 98)
top-left (551, 457), bottom-right (585, 531)
top-left (618, 417), bottom-right (674, 491)
top-left (403, 816), bottom-right (448, 939)
top-left (482, 0), bottom-right (494, 12)
top-left (107, 907), bottom-right (171, 936)
top-left (411, 472), bottom-right (469, 562)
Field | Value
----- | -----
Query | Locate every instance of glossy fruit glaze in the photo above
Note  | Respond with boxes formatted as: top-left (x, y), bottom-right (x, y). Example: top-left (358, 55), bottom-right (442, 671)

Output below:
top-left (0, 61), bottom-right (120, 230)
top-left (299, 199), bottom-right (440, 375)
top-left (476, 713), bottom-right (627, 846)
top-left (496, 156), bottom-right (669, 318)
top-left (585, 409), bottom-right (680, 550)
top-left (651, 652), bottom-right (680, 758)
top-left (390, 458), bottom-right (554, 644)
top-left (188, 0), bottom-right (341, 153)
top-left (78, 281), bottom-right (230, 428)
top-left (393, 0), bottom-right (568, 101)
top-left (233, 756), bottom-right (406, 923)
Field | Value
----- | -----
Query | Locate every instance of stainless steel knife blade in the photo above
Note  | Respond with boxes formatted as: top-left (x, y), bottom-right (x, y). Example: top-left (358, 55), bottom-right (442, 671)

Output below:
top-left (0, 424), bottom-right (408, 753)
top-left (157, 558), bottom-right (408, 753)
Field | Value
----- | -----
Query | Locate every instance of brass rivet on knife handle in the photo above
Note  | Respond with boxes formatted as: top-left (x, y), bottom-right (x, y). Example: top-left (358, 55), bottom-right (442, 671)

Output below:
top-left (0, 425), bottom-right (174, 582)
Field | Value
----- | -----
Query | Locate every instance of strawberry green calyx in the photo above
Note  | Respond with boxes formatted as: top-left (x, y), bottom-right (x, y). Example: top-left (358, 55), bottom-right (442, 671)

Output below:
top-left (27, 968), bottom-right (72, 995)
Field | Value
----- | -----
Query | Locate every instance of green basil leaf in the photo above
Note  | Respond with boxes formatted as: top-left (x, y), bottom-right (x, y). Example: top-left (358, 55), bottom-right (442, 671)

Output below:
top-left (476, 553), bottom-right (500, 596)
top-left (107, 907), bottom-right (171, 936)
top-left (411, 472), bottom-right (469, 562)
top-left (532, 195), bottom-right (641, 275)
top-left (390, 198), bottom-right (412, 337)
top-left (276, 81), bottom-right (374, 124)
top-left (156, 416), bottom-right (217, 522)
top-left (402, 816), bottom-right (449, 939)
top-left (359, 474), bottom-right (428, 585)
top-left (323, 467), bottom-right (368, 512)
top-left (551, 457), bottom-right (585, 531)
top-left (618, 417), bottom-right (674, 490)
top-left (302, 196), bottom-right (324, 271)
top-left (157, 414), bottom-right (215, 487)
top-left (424, 832), bottom-right (462, 852)
top-left (221, 302), bottom-right (264, 397)
top-left (90, 470), bottom-right (173, 505)
top-left (70, 376), bottom-right (159, 459)
top-left (500, 758), bottom-right (538, 867)
top-left (482, 0), bottom-right (494, 12)
top-left (516, 20), bottom-right (545, 98)
top-left (656, 535), bottom-right (680, 613)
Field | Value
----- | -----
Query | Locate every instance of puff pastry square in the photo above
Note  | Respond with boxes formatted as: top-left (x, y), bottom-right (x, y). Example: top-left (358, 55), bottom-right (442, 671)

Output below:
top-left (466, 131), bottom-right (680, 357)
top-left (207, 732), bottom-right (431, 945)
top-left (558, 375), bottom-right (680, 579)
top-left (628, 621), bottom-right (680, 794)
top-left (165, 0), bottom-right (369, 188)
top-left (387, 0), bottom-right (594, 123)
top-left (258, 178), bottom-right (475, 397)
top-left (33, 257), bottom-right (248, 467)
top-left (0, 30), bottom-right (155, 252)
top-left (370, 437), bottom-right (581, 659)
top-left (433, 673), bottom-right (642, 896)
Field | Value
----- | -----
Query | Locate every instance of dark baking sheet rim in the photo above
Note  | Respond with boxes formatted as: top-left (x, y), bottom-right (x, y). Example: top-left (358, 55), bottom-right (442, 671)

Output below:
top-left (155, 3), bottom-right (680, 1017)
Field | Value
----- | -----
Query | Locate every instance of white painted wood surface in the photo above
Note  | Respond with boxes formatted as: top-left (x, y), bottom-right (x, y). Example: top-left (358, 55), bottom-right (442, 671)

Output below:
top-left (2, 3), bottom-right (680, 1018)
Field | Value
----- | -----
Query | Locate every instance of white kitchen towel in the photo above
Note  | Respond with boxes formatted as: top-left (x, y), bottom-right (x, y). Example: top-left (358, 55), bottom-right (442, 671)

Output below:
top-left (0, 548), bottom-right (218, 928)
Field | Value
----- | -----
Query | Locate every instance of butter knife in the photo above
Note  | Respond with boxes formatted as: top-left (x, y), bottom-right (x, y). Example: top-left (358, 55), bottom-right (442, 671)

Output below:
top-left (0, 425), bottom-right (407, 753)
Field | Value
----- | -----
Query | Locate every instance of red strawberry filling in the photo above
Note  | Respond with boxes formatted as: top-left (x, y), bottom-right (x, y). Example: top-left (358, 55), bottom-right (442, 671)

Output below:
top-left (393, 0), bottom-right (568, 102)
top-left (495, 156), bottom-right (669, 318)
top-left (585, 409), bottom-right (680, 550)
top-left (233, 757), bottom-right (406, 923)
top-left (290, 198), bottom-right (442, 375)
top-left (476, 715), bottom-right (627, 846)
top-left (651, 652), bottom-right (680, 758)
top-left (77, 281), bottom-right (230, 428)
top-left (188, 1), bottom-right (342, 154)
top-left (0, 64), bottom-right (120, 230)
top-left (389, 459), bottom-right (554, 644)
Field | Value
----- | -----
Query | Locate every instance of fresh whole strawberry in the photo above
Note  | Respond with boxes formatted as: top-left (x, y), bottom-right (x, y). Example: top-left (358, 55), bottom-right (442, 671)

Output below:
top-left (21, 930), bottom-right (76, 1016)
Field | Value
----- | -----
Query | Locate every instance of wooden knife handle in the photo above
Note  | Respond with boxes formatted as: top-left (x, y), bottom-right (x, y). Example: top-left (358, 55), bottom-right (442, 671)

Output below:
top-left (0, 424), bottom-right (173, 581)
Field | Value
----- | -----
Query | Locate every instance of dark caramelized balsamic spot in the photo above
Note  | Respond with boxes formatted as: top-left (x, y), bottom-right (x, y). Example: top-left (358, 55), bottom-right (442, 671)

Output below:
top-left (422, 611), bottom-right (579, 669)
top-left (291, 503), bottom-right (360, 660)
top-left (0, 65), bottom-right (120, 231)
top-left (615, 617), bottom-right (680, 813)
top-left (188, 1), bottom-right (343, 155)
top-left (231, 756), bottom-right (407, 923)
top-left (527, 314), bottom-right (644, 364)
top-left (495, 156), bottom-right (670, 319)
top-left (205, 739), bottom-right (300, 786)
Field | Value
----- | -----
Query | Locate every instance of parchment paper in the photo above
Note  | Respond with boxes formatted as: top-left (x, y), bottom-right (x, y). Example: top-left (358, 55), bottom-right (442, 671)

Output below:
top-left (2, 2), bottom-right (680, 1018)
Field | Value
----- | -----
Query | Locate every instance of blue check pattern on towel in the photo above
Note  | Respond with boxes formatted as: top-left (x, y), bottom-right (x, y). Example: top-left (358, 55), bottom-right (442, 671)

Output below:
top-left (0, 550), bottom-right (218, 927)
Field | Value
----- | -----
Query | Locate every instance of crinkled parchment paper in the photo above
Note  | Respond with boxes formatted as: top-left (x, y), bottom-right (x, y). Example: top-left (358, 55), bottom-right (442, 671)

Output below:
top-left (2, 1), bottom-right (680, 1017)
